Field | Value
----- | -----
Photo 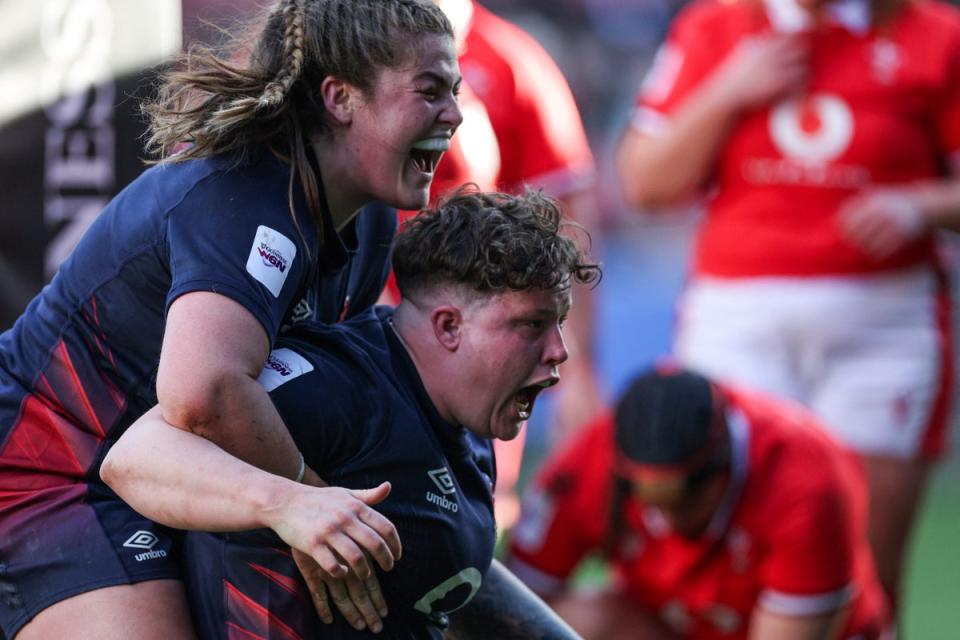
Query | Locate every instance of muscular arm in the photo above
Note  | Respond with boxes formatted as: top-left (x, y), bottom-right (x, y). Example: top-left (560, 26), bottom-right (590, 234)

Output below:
top-left (616, 35), bottom-right (808, 209)
top-left (447, 560), bottom-right (581, 640)
top-left (101, 406), bottom-right (399, 574)
top-left (157, 291), bottom-right (305, 480)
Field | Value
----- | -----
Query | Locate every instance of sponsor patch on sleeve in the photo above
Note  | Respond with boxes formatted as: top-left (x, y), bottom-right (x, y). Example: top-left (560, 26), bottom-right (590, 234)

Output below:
top-left (246, 225), bottom-right (297, 297)
top-left (257, 348), bottom-right (314, 391)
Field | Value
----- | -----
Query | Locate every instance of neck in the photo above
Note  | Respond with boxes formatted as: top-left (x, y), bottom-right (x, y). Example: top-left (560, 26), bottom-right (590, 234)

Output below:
top-left (310, 138), bottom-right (363, 232)
top-left (391, 303), bottom-right (455, 424)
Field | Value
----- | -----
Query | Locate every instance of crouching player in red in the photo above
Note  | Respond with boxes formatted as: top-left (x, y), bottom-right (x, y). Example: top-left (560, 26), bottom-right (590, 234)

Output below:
top-left (102, 188), bottom-right (599, 639)
top-left (506, 368), bottom-right (891, 640)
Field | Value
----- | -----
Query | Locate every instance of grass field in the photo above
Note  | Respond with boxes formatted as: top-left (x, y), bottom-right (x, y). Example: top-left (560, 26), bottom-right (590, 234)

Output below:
top-left (902, 460), bottom-right (960, 639)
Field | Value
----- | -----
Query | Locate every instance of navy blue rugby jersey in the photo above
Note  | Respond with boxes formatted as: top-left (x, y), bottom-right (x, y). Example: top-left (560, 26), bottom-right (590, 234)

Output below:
top-left (0, 144), bottom-right (395, 483)
top-left (184, 306), bottom-right (498, 639)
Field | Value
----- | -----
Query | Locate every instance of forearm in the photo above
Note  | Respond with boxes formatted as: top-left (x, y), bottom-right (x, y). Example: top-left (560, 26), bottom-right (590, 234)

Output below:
top-left (903, 177), bottom-right (960, 231)
top-left (447, 560), bottom-right (581, 640)
top-left (101, 406), bottom-right (290, 531)
top-left (617, 77), bottom-right (740, 209)
top-left (164, 371), bottom-right (305, 481)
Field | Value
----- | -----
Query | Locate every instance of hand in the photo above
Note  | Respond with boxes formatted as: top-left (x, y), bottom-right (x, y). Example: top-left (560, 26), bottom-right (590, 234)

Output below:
top-left (712, 33), bottom-right (809, 112)
top-left (263, 480), bottom-right (401, 582)
top-left (838, 188), bottom-right (928, 259)
top-left (293, 548), bottom-right (389, 633)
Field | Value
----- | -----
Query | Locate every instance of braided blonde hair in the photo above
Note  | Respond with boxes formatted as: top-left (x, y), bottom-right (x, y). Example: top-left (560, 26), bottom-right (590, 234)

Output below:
top-left (144, 0), bottom-right (452, 244)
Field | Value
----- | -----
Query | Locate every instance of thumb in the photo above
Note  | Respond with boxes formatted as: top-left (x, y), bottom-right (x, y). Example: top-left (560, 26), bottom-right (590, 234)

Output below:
top-left (352, 481), bottom-right (392, 506)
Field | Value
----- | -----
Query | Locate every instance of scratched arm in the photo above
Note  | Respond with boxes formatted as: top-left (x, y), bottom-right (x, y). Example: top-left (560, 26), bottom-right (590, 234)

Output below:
top-left (446, 560), bottom-right (581, 640)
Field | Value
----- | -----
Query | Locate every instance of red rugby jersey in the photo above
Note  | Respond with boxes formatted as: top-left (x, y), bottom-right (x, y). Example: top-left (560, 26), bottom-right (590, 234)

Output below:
top-left (632, 0), bottom-right (960, 276)
top-left (459, 2), bottom-right (595, 198)
top-left (508, 387), bottom-right (889, 639)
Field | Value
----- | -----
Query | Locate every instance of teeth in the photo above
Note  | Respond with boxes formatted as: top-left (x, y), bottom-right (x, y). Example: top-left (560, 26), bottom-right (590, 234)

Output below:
top-left (516, 395), bottom-right (531, 420)
top-left (411, 137), bottom-right (450, 151)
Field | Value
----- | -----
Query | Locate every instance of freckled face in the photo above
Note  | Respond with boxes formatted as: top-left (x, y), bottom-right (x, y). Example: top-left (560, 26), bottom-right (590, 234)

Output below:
top-left (346, 33), bottom-right (463, 211)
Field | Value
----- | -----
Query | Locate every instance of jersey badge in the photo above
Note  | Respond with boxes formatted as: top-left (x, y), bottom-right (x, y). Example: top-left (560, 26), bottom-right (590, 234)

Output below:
top-left (257, 348), bottom-right (314, 392)
top-left (246, 225), bottom-right (297, 297)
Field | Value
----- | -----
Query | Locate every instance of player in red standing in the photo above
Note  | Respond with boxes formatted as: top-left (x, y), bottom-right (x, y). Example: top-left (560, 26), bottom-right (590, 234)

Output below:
top-left (617, 0), bottom-right (960, 618)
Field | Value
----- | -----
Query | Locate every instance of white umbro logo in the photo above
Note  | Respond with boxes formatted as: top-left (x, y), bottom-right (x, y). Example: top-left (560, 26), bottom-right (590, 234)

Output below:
top-left (123, 531), bottom-right (159, 550)
top-left (123, 531), bottom-right (169, 562)
top-left (428, 468), bottom-right (456, 495)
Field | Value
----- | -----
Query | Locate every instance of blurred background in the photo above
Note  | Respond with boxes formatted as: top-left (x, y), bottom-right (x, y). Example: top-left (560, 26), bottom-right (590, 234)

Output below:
top-left (0, 0), bottom-right (956, 636)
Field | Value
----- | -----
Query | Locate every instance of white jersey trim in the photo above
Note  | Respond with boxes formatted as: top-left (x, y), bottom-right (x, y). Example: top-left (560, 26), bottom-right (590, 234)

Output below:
top-left (630, 106), bottom-right (671, 138)
top-left (758, 583), bottom-right (855, 616)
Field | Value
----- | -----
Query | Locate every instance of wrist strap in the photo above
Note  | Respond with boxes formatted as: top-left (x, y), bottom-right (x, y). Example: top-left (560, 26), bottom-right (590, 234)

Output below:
top-left (294, 451), bottom-right (306, 483)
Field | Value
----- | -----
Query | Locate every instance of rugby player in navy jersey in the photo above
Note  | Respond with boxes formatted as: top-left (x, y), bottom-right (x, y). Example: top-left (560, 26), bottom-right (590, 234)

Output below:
top-left (102, 187), bottom-right (598, 638)
top-left (0, 2), bottom-right (463, 637)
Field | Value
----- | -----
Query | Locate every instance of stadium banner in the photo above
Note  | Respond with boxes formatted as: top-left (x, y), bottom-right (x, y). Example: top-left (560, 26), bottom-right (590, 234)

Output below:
top-left (0, 0), bottom-right (180, 328)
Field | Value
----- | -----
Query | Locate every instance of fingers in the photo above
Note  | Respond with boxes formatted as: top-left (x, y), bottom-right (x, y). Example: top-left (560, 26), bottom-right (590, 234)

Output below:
top-left (324, 572), bottom-right (385, 633)
top-left (291, 549), bottom-right (334, 624)
top-left (354, 481), bottom-right (392, 506)
top-left (345, 570), bottom-right (388, 632)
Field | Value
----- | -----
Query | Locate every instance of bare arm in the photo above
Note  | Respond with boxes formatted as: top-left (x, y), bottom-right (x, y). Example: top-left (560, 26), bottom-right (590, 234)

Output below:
top-left (616, 34), bottom-right (809, 209)
top-left (446, 560), bottom-right (581, 640)
top-left (838, 176), bottom-right (960, 259)
top-left (101, 405), bottom-right (401, 632)
top-left (101, 406), bottom-right (400, 572)
top-left (157, 291), bottom-right (304, 480)
top-left (749, 606), bottom-right (847, 640)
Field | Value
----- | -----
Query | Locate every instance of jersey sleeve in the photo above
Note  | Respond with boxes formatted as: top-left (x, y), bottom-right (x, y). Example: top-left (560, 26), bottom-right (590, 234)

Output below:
top-left (506, 416), bottom-right (613, 595)
top-left (935, 17), bottom-right (960, 171)
top-left (484, 25), bottom-right (595, 197)
top-left (754, 453), bottom-right (858, 616)
top-left (258, 341), bottom-right (369, 473)
top-left (631, 2), bottom-right (725, 136)
top-left (165, 169), bottom-right (314, 343)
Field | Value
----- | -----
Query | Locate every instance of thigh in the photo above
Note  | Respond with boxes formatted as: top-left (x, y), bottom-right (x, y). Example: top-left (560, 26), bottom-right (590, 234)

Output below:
top-left (0, 480), bottom-right (182, 638)
top-left (16, 580), bottom-right (195, 640)
top-left (810, 271), bottom-right (950, 459)
top-left (674, 278), bottom-right (801, 399)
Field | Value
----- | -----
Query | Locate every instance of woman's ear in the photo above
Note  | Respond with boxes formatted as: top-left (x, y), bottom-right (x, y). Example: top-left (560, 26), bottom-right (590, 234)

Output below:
top-left (320, 76), bottom-right (362, 125)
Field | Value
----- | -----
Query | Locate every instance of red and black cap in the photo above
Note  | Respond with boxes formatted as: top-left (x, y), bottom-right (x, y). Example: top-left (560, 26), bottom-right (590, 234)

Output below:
top-left (613, 368), bottom-right (729, 500)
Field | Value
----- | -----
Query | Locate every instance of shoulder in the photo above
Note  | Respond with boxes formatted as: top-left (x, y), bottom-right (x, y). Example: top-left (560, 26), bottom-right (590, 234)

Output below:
top-left (671, 0), bottom-right (757, 33)
top-left (907, 0), bottom-right (960, 27)
top-left (730, 387), bottom-right (861, 511)
top-left (464, 5), bottom-right (564, 87)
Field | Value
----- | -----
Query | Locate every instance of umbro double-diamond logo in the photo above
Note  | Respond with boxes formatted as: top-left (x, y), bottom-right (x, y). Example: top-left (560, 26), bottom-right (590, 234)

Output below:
top-left (123, 530), bottom-right (168, 562)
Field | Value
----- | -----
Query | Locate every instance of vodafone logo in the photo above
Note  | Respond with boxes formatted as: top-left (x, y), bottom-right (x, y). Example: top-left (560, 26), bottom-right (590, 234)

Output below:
top-left (769, 93), bottom-right (853, 164)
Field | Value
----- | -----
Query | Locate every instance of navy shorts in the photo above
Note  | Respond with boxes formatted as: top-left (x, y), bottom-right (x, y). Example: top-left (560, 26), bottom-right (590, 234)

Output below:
top-left (0, 479), bottom-right (181, 637)
top-left (183, 530), bottom-right (443, 639)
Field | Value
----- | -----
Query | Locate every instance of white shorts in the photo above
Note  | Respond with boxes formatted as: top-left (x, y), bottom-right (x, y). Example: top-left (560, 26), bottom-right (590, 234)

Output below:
top-left (674, 267), bottom-right (954, 459)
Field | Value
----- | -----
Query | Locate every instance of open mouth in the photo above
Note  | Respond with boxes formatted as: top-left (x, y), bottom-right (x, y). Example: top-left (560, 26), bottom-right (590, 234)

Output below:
top-left (409, 137), bottom-right (449, 175)
top-left (514, 378), bottom-right (558, 421)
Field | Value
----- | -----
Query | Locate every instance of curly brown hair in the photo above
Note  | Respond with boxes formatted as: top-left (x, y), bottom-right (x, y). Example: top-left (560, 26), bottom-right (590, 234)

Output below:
top-left (143, 0), bottom-right (452, 242)
top-left (392, 186), bottom-right (601, 300)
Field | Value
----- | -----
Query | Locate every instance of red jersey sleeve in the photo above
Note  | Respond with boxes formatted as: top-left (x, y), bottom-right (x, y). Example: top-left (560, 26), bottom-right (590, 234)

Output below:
top-left (754, 437), bottom-right (859, 615)
top-left (632, 1), bottom-right (732, 134)
top-left (934, 9), bottom-right (960, 168)
top-left (506, 414), bottom-right (614, 593)
top-left (463, 6), bottom-right (594, 198)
